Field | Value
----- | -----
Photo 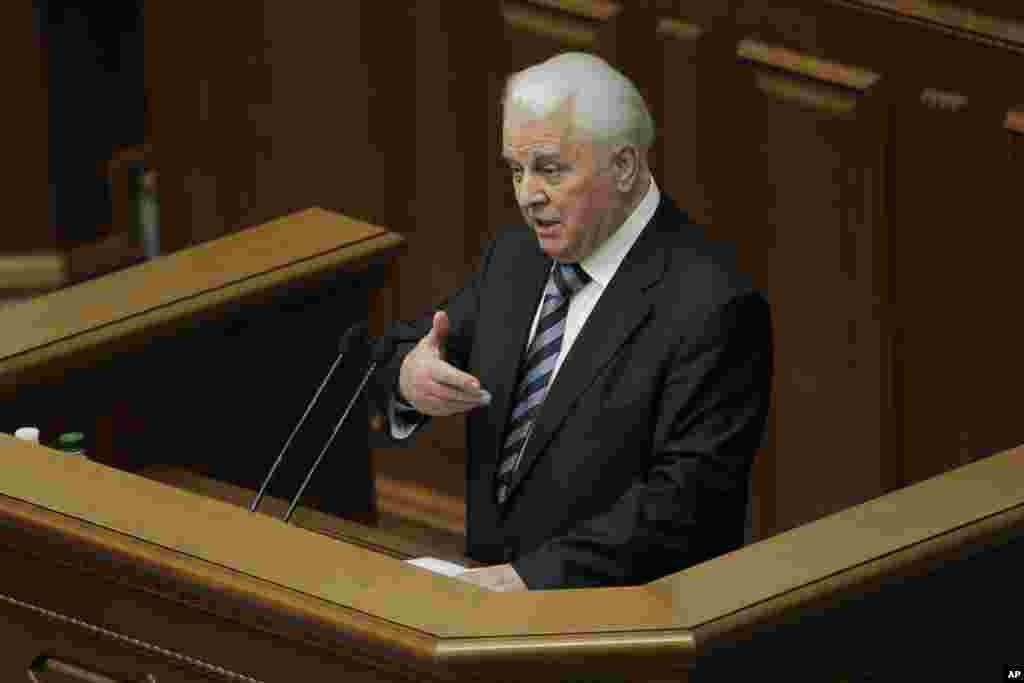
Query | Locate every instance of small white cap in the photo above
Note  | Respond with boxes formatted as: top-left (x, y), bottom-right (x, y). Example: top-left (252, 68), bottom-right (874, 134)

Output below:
top-left (14, 427), bottom-right (40, 443)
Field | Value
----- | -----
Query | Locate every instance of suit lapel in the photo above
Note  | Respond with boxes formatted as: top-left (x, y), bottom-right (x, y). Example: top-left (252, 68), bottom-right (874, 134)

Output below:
top-left (497, 201), bottom-right (672, 510)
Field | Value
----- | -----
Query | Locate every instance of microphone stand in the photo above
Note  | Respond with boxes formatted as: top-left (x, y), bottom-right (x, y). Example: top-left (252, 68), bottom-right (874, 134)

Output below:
top-left (248, 321), bottom-right (368, 514)
top-left (282, 328), bottom-right (397, 522)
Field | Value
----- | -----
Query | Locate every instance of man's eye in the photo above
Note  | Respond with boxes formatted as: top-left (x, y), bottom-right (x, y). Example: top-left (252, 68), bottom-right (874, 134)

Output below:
top-left (542, 166), bottom-right (560, 175)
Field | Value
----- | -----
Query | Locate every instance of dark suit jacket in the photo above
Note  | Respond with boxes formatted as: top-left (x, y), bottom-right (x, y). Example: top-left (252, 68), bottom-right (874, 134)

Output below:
top-left (371, 193), bottom-right (773, 589)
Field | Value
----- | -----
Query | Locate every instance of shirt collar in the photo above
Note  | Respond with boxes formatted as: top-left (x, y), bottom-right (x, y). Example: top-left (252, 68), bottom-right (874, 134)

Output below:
top-left (577, 175), bottom-right (660, 288)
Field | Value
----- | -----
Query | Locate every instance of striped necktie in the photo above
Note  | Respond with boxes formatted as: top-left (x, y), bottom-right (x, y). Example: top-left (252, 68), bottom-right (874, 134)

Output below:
top-left (495, 261), bottom-right (591, 504)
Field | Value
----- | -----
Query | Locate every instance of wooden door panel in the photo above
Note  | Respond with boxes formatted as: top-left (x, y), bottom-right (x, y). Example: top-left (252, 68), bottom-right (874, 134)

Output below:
top-left (889, 94), bottom-right (1024, 486)
top-left (5, 2), bottom-right (51, 254)
top-left (655, 15), bottom-right (713, 227)
top-left (707, 39), bottom-right (889, 536)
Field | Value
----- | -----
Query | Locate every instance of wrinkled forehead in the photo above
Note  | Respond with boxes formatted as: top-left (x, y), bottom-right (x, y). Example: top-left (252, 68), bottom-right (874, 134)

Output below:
top-left (502, 102), bottom-right (579, 160)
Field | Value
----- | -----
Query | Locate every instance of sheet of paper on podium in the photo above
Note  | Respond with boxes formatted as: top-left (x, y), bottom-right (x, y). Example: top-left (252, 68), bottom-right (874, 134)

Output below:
top-left (404, 557), bottom-right (467, 577)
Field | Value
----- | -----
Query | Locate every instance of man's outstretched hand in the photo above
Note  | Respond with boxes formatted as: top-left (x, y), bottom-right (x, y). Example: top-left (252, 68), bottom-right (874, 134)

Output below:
top-left (398, 311), bottom-right (491, 417)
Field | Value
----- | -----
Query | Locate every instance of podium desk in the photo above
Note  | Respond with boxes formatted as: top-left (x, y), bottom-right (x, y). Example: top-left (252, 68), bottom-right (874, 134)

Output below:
top-left (1, 436), bottom-right (1022, 681)
top-left (1, 209), bottom-right (1021, 681)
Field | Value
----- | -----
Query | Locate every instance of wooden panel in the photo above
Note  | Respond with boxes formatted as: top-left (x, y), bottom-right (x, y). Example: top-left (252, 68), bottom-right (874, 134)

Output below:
top-left (659, 3), bottom-right (893, 540)
top-left (364, 1), bottom-right (502, 510)
top-left (500, 0), bottom-right (619, 51)
top-left (1007, 108), bottom-right (1024, 134)
top-left (942, 0), bottom-right (1024, 25)
top-left (888, 91), bottom-right (1024, 486)
top-left (653, 0), bottom-right (1024, 544)
top-left (144, 2), bottom-right (224, 253)
top-left (3, 1), bottom-right (51, 254)
top-left (0, 209), bottom-right (394, 371)
top-left (0, 545), bottom-right (410, 682)
top-left (655, 9), bottom-right (744, 228)
top-left (2, 433), bottom-right (1023, 679)
top-left (148, 3), bottom-right (382, 251)
top-left (694, 533), bottom-right (1024, 679)
top-left (0, 596), bottom-right (223, 682)
top-left (1, 428), bottom-right (1023, 679)
top-left (836, 0), bottom-right (1024, 47)
top-left (102, 266), bottom-right (379, 520)
top-left (651, 16), bottom-right (708, 221)
top-left (138, 465), bottom-right (475, 567)
top-left (0, 210), bottom-right (402, 527)
top-left (0, 253), bottom-right (65, 292)
top-left (718, 39), bottom-right (888, 537)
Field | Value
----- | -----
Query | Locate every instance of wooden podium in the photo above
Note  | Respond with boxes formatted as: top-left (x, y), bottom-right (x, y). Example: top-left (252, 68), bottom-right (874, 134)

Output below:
top-left (0, 209), bottom-right (1020, 681)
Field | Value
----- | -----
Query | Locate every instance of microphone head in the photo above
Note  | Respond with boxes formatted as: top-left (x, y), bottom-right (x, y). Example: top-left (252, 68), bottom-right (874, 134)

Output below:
top-left (371, 326), bottom-right (399, 364)
top-left (339, 321), bottom-right (369, 353)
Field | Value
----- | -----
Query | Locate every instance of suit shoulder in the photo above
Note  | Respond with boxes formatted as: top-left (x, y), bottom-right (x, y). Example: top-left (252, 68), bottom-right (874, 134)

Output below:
top-left (657, 203), bottom-right (759, 308)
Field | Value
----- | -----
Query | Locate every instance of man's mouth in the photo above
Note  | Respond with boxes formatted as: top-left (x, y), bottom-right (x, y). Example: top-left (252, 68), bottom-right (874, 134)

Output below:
top-left (535, 218), bottom-right (560, 230)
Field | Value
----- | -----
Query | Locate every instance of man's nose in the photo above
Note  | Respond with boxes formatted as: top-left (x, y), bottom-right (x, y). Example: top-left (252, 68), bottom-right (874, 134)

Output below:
top-left (517, 173), bottom-right (547, 209)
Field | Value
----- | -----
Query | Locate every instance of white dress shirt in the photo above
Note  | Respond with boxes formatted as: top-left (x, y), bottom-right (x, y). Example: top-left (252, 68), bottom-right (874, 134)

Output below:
top-left (390, 177), bottom-right (662, 438)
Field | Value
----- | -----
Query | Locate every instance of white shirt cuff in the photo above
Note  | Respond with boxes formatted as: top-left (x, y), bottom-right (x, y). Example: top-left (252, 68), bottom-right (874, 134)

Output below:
top-left (388, 393), bottom-right (424, 439)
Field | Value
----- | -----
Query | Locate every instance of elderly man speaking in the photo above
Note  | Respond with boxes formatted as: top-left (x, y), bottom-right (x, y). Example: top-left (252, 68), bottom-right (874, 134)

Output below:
top-left (372, 52), bottom-right (773, 591)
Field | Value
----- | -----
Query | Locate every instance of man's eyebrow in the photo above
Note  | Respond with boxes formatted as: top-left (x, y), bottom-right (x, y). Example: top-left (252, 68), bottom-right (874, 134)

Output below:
top-left (503, 152), bottom-right (562, 166)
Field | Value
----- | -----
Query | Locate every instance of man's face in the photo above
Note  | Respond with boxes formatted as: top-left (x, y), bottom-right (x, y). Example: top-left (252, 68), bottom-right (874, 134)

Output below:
top-left (502, 103), bottom-right (624, 263)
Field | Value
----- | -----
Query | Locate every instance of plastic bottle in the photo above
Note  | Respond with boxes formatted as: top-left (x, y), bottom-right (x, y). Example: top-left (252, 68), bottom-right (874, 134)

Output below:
top-left (14, 427), bottom-right (40, 444)
top-left (139, 170), bottom-right (160, 259)
top-left (55, 432), bottom-right (87, 458)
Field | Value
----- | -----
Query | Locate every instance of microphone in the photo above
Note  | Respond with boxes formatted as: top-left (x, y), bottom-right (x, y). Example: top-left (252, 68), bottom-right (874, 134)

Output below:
top-left (282, 325), bottom-right (398, 522)
top-left (248, 321), bottom-right (371, 514)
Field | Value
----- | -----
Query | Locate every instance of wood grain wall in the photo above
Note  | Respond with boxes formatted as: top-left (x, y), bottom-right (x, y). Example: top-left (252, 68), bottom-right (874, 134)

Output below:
top-left (6, 1), bottom-right (51, 254)
top-left (137, 0), bottom-right (1024, 544)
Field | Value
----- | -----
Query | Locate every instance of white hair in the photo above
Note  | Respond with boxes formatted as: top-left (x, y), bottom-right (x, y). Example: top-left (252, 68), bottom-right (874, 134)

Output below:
top-left (502, 52), bottom-right (655, 151)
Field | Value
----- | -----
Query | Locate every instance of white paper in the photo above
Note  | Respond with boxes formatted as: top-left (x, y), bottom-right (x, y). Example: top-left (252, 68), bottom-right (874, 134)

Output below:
top-left (404, 556), bottom-right (468, 577)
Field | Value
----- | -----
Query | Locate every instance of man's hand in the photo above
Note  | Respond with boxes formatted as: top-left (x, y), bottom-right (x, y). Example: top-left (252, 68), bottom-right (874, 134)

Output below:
top-left (398, 311), bottom-right (491, 417)
top-left (455, 563), bottom-right (528, 591)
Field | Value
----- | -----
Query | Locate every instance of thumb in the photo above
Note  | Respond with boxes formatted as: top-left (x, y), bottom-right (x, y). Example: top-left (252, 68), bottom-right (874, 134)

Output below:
top-left (428, 310), bottom-right (449, 349)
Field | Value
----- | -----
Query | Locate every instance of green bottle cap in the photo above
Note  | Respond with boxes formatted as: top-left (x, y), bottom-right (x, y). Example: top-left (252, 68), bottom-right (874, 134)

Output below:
top-left (57, 432), bottom-right (85, 451)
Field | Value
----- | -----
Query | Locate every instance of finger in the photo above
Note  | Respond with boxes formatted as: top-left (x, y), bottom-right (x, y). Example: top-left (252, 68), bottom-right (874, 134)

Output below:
top-left (427, 310), bottom-right (449, 349)
top-left (427, 379), bottom-right (489, 405)
top-left (430, 361), bottom-right (483, 395)
top-left (431, 389), bottom-right (491, 415)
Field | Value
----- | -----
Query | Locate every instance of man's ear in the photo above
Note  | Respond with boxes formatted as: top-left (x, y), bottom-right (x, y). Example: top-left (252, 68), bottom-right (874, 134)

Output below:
top-left (611, 144), bottom-right (641, 192)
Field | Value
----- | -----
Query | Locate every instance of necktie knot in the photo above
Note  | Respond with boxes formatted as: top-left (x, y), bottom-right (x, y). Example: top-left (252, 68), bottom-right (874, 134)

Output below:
top-left (552, 262), bottom-right (590, 299)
